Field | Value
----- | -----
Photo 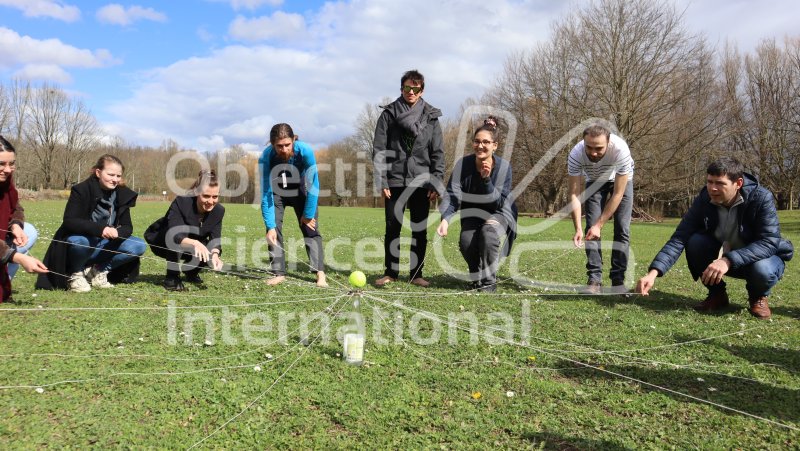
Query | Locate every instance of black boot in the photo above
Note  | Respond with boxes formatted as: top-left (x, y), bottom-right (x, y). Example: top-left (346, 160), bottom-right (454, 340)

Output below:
top-left (163, 270), bottom-right (185, 291)
top-left (184, 268), bottom-right (203, 284)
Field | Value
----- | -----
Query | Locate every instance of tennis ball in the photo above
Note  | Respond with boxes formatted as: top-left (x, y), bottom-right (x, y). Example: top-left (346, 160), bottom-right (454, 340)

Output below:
top-left (349, 270), bottom-right (367, 288)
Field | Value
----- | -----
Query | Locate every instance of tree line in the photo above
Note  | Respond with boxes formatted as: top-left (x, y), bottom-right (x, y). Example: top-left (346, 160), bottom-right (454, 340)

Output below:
top-left (334, 0), bottom-right (800, 215)
top-left (2, 0), bottom-right (798, 216)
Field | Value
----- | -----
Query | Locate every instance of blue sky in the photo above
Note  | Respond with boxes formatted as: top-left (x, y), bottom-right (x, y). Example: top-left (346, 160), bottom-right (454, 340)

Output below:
top-left (1, 0), bottom-right (796, 153)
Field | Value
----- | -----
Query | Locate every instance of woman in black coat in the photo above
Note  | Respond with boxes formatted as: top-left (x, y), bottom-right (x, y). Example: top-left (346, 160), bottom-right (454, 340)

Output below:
top-left (145, 170), bottom-right (224, 291)
top-left (436, 118), bottom-right (517, 292)
top-left (36, 155), bottom-right (146, 292)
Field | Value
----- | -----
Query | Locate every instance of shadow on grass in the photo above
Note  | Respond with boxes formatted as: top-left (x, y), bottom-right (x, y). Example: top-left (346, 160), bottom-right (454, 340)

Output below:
top-left (520, 430), bottom-right (629, 450)
top-left (717, 342), bottom-right (800, 378)
top-left (633, 292), bottom-right (799, 320)
top-left (558, 354), bottom-right (800, 425)
top-left (524, 290), bottom-right (700, 314)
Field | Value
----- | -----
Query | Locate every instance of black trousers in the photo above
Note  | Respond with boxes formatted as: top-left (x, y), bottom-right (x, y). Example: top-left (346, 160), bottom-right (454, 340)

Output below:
top-left (383, 187), bottom-right (430, 279)
top-left (459, 214), bottom-right (508, 286)
top-left (150, 243), bottom-right (207, 278)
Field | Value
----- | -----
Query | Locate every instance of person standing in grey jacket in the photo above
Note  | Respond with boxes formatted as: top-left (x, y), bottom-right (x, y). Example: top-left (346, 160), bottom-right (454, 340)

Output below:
top-left (372, 69), bottom-right (445, 288)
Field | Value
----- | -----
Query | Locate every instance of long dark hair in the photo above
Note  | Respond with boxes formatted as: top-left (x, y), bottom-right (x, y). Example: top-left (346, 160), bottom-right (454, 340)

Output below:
top-left (0, 135), bottom-right (16, 153)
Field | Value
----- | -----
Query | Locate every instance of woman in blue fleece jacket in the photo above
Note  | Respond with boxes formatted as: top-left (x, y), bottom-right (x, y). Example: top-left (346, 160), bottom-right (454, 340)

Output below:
top-left (259, 123), bottom-right (326, 287)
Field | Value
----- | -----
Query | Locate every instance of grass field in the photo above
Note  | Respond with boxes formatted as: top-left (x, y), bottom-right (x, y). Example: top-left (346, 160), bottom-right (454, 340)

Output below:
top-left (1, 200), bottom-right (798, 449)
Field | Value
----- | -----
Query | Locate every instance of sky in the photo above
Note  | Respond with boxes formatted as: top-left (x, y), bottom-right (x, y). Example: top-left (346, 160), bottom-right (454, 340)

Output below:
top-left (0, 0), bottom-right (796, 153)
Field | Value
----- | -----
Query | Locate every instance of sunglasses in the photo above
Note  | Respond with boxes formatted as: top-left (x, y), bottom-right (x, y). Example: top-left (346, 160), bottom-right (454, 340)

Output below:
top-left (402, 85), bottom-right (422, 94)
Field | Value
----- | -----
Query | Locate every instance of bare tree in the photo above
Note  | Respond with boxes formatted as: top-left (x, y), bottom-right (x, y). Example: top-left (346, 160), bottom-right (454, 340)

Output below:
top-left (25, 84), bottom-right (68, 189)
top-left (354, 99), bottom-right (391, 206)
top-left (59, 99), bottom-right (99, 188)
top-left (482, 0), bottom-right (721, 214)
top-left (722, 37), bottom-right (800, 209)
top-left (8, 80), bottom-right (32, 145)
top-left (0, 84), bottom-right (9, 134)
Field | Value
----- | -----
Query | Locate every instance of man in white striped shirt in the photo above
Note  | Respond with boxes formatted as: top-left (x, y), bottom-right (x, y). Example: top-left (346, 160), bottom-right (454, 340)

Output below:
top-left (567, 124), bottom-right (634, 294)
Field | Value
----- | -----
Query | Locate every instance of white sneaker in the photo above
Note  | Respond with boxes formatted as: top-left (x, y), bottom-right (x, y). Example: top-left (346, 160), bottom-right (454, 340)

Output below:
top-left (68, 272), bottom-right (91, 293)
top-left (86, 266), bottom-right (114, 289)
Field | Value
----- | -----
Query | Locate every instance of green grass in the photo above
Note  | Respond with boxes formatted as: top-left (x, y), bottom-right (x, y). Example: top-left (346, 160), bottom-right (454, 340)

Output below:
top-left (1, 200), bottom-right (798, 449)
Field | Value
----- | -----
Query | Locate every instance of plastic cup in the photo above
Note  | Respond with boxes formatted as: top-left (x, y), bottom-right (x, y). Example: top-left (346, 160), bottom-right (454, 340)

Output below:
top-left (343, 333), bottom-right (364, 365)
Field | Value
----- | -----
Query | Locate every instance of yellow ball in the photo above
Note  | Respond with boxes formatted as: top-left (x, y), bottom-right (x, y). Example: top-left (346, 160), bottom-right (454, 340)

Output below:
top-left (349, 270), bottom-right (367, 288)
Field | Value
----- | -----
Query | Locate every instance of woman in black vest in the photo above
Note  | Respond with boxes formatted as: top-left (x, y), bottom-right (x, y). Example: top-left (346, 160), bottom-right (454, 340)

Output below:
top-left (145, 170), bottom-right (224, 291)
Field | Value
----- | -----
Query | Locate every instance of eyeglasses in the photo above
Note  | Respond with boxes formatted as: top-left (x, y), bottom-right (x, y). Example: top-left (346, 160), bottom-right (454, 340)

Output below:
top-left (472, 139), bottom-right (495, 147)
top-left (402, 85), bottom-right (422, 94)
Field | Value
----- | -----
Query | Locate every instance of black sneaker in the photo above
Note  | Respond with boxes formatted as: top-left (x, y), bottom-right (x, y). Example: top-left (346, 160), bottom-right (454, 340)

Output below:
top-left (184, 271), bottom-right (203, 284)
top-left (479, 283), bottom-right (497, 293)
top-left (163, 276), bottom-right (185, 292)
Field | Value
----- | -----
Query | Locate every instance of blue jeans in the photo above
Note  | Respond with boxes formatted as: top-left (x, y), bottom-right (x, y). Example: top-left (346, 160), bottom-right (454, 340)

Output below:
top-left (65, 235), bottom-right (147, 274)
top-left (686, 233), bottom-right (785, 298)
top-left (7, 222), bottom-right (38, 279)
top-left (584, 180), bottom-right (633, 283)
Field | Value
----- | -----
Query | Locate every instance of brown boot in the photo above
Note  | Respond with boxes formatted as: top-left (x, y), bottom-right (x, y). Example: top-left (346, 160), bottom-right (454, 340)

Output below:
top-left (748, 296), bottom-right (772, 319)
top-left (582, 279), bottom-right (602, 295)
top-left (694, 290), bottom-right (729, 312)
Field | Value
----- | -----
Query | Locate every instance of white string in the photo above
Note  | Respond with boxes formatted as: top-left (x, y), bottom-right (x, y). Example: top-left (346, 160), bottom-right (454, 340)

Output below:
top-left (0, 294), bottom-right (349, 389)
top-left (0, 293), bottom-right (341, 312)
top-left (365, 291), bottom-right (791, 383)
top-left (4, 228), bottom-right (797, 437)
top-left (187, 291), bottom-right (352, 448)
top-left (1, 227), bottom-right (345, 292)
top-left (362, 292), bottom-right (799, 432)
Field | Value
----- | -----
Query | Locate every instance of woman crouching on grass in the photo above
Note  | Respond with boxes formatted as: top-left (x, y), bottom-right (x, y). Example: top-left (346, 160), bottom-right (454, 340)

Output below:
top-left (436, 116), bottom-right (517, 292)
top-left (0, 136), bottom-right (48, 302)
top-left (144, 170), bottom-right (224, 291)
top-left (36, 155), bottom-right (146, 292)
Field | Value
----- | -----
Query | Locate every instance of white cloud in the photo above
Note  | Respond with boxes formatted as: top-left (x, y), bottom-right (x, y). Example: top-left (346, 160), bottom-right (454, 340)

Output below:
top-left (197, 134), bottom-right (227, 151)
top-left (673, 0), bottom-right (797, 51)
top-left (0, 27), bottom-right (118, 70)
top-left (217, 115), bottom-right (276, 141)
top-left (196, 26), bottom-right (215, 43)
top-left (207, 0), bottom-right (283, 11)
top-left (96, 4), bottom-right (167, 26)
top-left (13, 63), bottom-right (72, 83)
top-left (106, 0), bottom-right (799, 151)
top-left (108, 1), bottom-right (566, 150)
top-left (0, 0), bottom-right (80, 22)
top-left (228, 11), bottom-right (306, 42)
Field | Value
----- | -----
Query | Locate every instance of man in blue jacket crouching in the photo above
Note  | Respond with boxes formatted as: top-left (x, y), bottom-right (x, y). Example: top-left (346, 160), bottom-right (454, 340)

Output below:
top-left (636, 157), bottom-right (793, 319)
